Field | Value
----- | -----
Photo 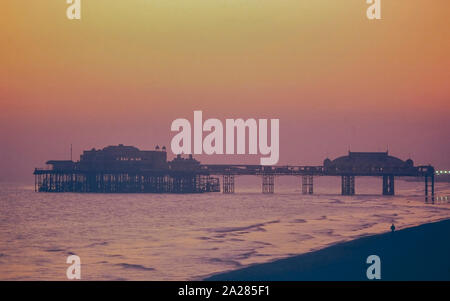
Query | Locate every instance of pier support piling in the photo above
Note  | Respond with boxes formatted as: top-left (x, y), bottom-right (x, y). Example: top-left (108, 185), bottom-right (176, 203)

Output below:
top-left (432, 174), bottom-right (435, 200)
top-left (262, 174), bottom-right (274, 194)
top-left (34, 172), bottom-right (219, 193)
top-left (382, 175), bottom-right (395, 195)
top-left (341, 175), bottom-right (355, 195)
top-left (302, 175), bottom-right (314, 194)
top-left (223, 174), bottom-right (235, 194)
top-left (425, 174), bottom-right (435, 202)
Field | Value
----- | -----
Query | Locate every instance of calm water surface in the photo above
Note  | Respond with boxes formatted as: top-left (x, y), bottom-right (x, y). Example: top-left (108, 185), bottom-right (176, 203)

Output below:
top-left (1, 177), bottom-right (449, 280)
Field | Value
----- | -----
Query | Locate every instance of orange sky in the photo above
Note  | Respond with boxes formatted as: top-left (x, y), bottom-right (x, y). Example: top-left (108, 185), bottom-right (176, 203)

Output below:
top-left (1, 0), bottom-right (449, 181)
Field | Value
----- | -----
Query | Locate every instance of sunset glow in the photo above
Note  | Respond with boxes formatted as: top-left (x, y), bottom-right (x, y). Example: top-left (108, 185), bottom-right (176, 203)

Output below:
top-left (1, 0), bottom-right (449, 181)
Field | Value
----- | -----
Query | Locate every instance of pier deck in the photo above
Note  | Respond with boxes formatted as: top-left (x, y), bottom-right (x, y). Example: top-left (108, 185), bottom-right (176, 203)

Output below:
top-left (33, 146), bottom-right (435, 199)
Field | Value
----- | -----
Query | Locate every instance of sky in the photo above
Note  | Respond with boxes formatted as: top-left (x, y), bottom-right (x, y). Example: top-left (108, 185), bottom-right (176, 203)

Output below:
top-left (1, 0), bottom-right (449, 182)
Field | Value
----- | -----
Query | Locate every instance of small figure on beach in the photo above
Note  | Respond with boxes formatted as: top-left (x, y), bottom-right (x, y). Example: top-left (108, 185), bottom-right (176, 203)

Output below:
top-left (390, 223), bottom-right (396, 232)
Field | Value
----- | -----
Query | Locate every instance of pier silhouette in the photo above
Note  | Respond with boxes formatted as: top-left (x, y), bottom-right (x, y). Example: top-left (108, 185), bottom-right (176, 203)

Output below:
top-left (34, 145), bottom-right (435, 199)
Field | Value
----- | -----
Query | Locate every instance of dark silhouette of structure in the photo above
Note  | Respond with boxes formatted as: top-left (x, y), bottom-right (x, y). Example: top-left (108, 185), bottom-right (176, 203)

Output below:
top-left (34, 145), bottom-right (219, 193)
top-left (323, 152), bottom-right (416, 196)
top-left (34, 146), bottom-right (435, 199)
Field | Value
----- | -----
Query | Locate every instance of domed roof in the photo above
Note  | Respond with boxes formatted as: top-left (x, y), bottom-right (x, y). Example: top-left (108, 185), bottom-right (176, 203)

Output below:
top-left (327, 152), bottom-right (411, 169)
top-left (102, 145), bottom-right (140, 152)
top-left (323, 158), bottom-right (332, 166)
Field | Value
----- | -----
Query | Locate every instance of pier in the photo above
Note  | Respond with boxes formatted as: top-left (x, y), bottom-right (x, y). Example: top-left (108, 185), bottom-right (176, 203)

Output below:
top-left (34, 145), bottom-right (435, 199)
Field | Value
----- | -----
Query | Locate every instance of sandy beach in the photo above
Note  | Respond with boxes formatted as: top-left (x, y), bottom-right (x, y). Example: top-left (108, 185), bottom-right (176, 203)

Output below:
top-left (205, 219), bottom-right (450, 281)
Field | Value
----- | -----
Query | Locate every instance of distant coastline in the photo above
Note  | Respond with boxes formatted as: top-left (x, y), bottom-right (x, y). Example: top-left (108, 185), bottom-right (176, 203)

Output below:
top-left (205, 219), bottom-right (450, 281)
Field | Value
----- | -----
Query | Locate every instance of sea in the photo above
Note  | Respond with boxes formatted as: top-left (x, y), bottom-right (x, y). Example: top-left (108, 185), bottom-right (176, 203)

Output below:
top-left (1, 177), bottom-right (449, 280)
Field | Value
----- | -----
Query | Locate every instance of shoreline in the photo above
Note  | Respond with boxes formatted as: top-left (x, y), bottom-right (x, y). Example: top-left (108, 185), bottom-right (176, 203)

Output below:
top-left (204, 219), bottom-right (450, 281)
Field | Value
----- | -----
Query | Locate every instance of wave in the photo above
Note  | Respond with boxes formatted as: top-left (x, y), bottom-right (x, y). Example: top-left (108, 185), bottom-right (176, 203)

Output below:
top-left (210, 220), bottom-right (280, 233)
top-left (115, 263), bottom-right (155, 271)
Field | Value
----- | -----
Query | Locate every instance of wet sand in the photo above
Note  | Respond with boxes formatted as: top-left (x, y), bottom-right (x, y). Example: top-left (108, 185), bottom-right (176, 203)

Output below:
top-left (205, 219), bottom-right (450, 280)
